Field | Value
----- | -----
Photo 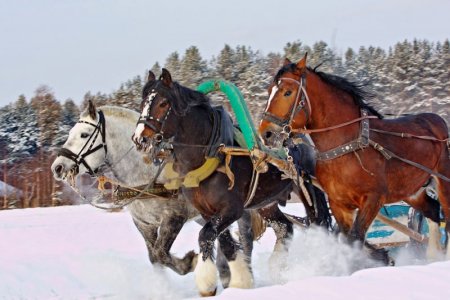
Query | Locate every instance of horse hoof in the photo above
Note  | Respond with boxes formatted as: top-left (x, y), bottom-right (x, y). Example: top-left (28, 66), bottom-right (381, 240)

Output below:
top-left (388, 256), bottom-right (395, 266)
top-left (199, 288), bottom-right (217, 297)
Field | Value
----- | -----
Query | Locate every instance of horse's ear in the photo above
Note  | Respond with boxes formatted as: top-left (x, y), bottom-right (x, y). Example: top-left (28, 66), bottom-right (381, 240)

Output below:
top-left (283, 57), bottom-right (292, 66)
top-left (147, 70), bottom-right (156, 82)
top-left (296, 53), bottom-right (308, 69)
top-left (160, 68), bottom-right (173, 87)
top-left (88, 100), bottom-right (97, 120)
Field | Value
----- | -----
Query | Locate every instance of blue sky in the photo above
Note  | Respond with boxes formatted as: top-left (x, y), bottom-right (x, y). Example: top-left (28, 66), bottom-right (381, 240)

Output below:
top-left (0, 0), bottom-right (449, 106)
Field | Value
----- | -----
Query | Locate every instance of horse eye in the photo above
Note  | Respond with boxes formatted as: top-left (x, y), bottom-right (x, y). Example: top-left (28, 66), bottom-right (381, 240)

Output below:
top-left (81, 133), bottom-right (89, 138)
top-left (159, 100), bottom-right (169, 108)
top-left (284, 91), bottom-right (292, 97)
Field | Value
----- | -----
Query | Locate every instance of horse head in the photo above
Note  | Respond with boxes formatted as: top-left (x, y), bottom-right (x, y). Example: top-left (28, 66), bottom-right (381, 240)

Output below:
top-left (259, 53), bottom-right (311, 147)
top-left (51, 100), bottom-right (107, 181)
top-left (133, 69), bottom-right (180, 153)
top-left (132, 68), bottom-right (209, 157)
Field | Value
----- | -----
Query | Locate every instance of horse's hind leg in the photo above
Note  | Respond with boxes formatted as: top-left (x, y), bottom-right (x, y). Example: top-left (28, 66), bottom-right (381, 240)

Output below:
top-left (258, 203), bottom-right (293, 253)
top-left (257, 203), bottom-right (293, 275)
top-left (406, 189), bottom-right (443, 260)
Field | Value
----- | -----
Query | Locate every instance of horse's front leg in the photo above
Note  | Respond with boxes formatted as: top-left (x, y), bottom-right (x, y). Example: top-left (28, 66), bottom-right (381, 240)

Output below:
top-left (131, 218), bottom-right (159, 264)
top-left (195, 211), bottom-right (251, 296)
top-left (216, 210), bottom-right (254, 289)
top-left (350, 194), bottom-right (393, 265)
top-left (217, 228), bottom-right (254, 290)
top-left (195, 218), bottom-right (221, 297)
top-left (153, 213), bottom-right (197, 275)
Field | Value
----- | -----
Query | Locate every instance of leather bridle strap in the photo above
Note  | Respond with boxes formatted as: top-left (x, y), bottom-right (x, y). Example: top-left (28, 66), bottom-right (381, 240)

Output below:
top-left (262, 73), bottom-right (310, 132)
top-left (58, 110), bottom-right (108, 176)
top-left (136, 88), bottom-right (171, 137)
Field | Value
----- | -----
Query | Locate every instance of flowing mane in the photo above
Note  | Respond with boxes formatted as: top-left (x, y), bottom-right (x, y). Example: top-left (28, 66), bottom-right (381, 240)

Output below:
top-left (275, 64), bottom-right (383, 119)
top-left (142, 80), bottom-right (210, 116)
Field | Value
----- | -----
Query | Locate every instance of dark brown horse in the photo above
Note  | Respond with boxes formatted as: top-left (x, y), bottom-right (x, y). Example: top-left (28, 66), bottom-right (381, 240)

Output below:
top-left (259, 54), bottom-right (450, 264)
top-left (132, 69), bottom-right (301, 296)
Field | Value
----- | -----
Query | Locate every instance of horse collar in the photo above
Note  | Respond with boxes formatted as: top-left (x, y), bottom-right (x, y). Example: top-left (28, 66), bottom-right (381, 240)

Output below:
top-left (315, 109), bottom-right (370, 161)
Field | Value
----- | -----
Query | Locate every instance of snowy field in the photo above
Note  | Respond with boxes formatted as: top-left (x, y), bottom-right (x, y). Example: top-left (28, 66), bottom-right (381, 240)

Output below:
top-left (1, 204), bottom-right (450, 300)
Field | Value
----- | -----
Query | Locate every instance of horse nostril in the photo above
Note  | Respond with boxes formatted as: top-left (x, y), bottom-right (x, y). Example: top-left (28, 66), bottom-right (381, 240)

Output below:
top-left (54, 164), bottom-right (64, 177)
top-left (265, 131), bottom-right (273, 139)
top-left (142, 136), bottom-right (148, 143)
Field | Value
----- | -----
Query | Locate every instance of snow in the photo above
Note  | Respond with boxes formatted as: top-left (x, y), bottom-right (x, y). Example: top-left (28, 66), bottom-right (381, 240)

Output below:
top-left (1, 204), bottom-right (449, 300)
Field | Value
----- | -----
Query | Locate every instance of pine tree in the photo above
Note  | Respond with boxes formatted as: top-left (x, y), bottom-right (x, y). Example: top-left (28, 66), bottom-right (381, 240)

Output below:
top-left (151, 62), bottom-right (161, 78)
top-left (81, 91), bottom-right (109, 110)
top-left (51, 99), bottom-right (80, 153)
top-left (216, 44), bottom-right (235, 81)
top-left (30, 86), bottom-right (62, 150)
top-left (283, 41), bottom-right (303, 62)
top-left (164, 52), bottom-right (181, 79)
top-left (179, 46), bottom-right (207, 88)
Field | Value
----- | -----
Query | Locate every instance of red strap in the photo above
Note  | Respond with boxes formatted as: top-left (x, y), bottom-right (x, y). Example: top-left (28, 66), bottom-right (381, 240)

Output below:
top-left (292, 115), bottom-right (378, 134)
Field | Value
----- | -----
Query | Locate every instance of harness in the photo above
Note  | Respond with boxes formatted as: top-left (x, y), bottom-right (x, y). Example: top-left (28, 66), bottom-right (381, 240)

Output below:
top-left (57, 110), bottom-right (108, 176)
top-left (138, 88), bottom-right (234, 189)
top-left (262, 73), bottom-right (310, 134)
top-left (136, 87), bottom-right (172, 142)
top-left (264, 72), bottom-right (450, 182)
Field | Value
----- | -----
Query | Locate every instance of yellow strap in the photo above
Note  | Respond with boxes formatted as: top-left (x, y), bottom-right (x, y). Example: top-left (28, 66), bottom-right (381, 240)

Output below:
top-left (163, 158), bottom-right (221, 189)
top-left (184, 157), bottom-right (220, 188)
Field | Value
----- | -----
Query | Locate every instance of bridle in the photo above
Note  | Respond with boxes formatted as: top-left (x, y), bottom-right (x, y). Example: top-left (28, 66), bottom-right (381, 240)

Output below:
top-left (136, 87), bottom-right (172, 143)
top-left (262, 72), bottom-right (311, 134)
top-left (57, 110), bottom-right (108, 176)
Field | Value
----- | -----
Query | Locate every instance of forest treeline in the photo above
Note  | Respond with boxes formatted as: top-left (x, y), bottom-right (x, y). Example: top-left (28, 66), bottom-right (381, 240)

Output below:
top-left (0, 38), bottom-right (449, 209)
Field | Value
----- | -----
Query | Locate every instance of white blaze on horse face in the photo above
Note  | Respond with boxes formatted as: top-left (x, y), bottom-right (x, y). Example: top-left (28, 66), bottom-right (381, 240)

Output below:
top-left (267, 85), bottom-right (279, 108)
top-left (135, 92), bottom-right (157, 139)
top-left (134, 123), bottom-right (145, 140)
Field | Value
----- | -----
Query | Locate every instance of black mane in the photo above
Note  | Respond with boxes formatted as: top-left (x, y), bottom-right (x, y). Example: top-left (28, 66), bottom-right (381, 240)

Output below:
top-left (275, 64), bottom-right (383, 119)
top-left (142, 80), bottom-right (210, 116)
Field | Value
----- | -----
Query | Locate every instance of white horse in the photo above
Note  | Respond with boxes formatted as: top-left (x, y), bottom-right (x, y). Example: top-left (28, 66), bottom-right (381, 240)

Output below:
top-left (51, 101), bottom-right (256, 278)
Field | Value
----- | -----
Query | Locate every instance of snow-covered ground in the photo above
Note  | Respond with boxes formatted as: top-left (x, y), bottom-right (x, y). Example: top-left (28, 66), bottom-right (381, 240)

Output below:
top-left (1, 204), bottom-right (449, 300)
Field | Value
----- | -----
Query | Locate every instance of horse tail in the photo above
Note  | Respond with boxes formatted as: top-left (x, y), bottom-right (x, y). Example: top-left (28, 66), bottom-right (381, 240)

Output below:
top-left (249, 210), bottom-right (267, 241)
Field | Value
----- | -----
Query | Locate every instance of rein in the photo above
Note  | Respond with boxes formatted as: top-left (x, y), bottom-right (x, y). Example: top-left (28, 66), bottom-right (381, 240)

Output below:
top-left (262, 74), bottom-right (310, 132)
top-left (68, 160), bottom-right (172, 210)
top-left (264, 72), bottom-right (450, 182)
top-left (292, 115), bottom-right (378, 134)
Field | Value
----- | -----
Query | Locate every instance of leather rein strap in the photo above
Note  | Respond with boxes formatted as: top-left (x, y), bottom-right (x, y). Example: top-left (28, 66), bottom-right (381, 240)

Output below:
top-left (263, 74), bottom-right (450, 181)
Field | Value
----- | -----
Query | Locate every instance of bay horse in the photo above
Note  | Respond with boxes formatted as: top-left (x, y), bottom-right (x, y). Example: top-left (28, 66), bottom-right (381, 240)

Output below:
top-left (132, 69), bottom-right (331, 296)
top-left (259, 54), bottom-right (450, 263)
top-left (50, 103), bottom-right (257, 281)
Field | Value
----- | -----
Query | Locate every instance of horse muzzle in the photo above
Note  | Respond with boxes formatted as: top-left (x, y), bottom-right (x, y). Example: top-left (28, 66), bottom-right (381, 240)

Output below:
top-left (51, 159), bottom-right (79, 182)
